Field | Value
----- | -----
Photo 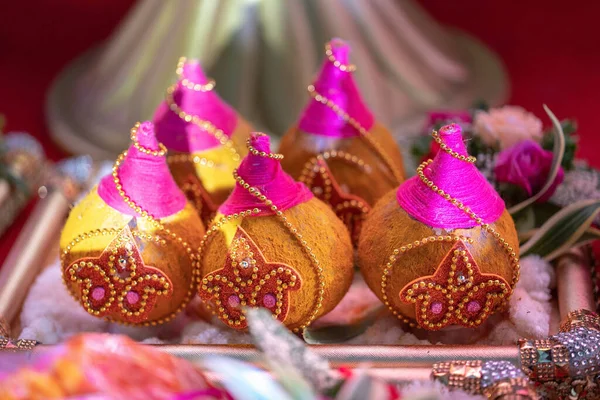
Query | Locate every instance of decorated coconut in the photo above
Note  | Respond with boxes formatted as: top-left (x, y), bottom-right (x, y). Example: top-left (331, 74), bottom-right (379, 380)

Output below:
top-left (278, 39), bottom-right (405, 244)
top-left (358, 124), bottom-right (520, 330)
top-left (153, 57), bottom-right (252, 224)
top-left (198, 132), bottom-right (354, 332)
top-left (60, 121), bottom-right (205, 326)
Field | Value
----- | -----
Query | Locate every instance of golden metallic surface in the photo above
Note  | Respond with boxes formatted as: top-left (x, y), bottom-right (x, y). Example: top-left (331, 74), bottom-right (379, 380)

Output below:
top-left (0, 191), bottom-right (71, 325)
top-left (556, 248), bottom-right (596, 320)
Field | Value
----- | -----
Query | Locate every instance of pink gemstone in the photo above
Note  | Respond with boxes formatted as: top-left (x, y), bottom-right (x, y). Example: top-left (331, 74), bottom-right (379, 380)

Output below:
top-left (430, 301), bottom-right (443, 315)
top-left (227, 295), bottom-right (240, 308)
top-left (126, 291), bottom-right (140, 305)
top-left (467, 300), bottom-right (481, 314)
top-left (91, 287), bottom-right (105, 301)
top-left (263, 294), bottom-right (276, 308)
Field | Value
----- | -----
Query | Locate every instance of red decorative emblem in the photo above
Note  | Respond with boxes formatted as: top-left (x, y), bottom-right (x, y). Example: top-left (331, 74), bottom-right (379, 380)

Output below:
top-left (181, 174), bottom-right (217, 225)
top-left (65, 227), bottom-right (173, 324)
top-left (300, 156), bottom-right (370, 243)
top-left (199, 227), bottom-right (301, 329)
top-left (399, 241), bottom-right (510, 330)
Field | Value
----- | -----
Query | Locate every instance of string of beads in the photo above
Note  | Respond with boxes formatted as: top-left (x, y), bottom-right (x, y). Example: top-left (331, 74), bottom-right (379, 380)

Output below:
top-left (197, 133), bottom-right (325, 332)
top-left (324, 41), bottom-right (356, 72)
top-left (175, 57), bottom-right (216, 92)
top-left (61, 124), bottom-right (200, 326)
top-left (165, 84), bottom-right (241, 162)
top-left (380, 131), bottom-right (520, 326)
top-left (307, 84), bottom-right (403, 185)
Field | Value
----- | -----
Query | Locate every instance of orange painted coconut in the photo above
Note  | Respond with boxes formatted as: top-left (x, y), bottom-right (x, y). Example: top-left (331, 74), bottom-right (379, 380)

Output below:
top-left (358, 124), bottom-right (520, 331)
top-left (60, 121), bottom-right (205, 326)
top-left (153, 57), bottom-right (252, 225)
top-left (279, 39), bottom-right (405, 244)
top-left (197, 133), bottom-right (354, 332)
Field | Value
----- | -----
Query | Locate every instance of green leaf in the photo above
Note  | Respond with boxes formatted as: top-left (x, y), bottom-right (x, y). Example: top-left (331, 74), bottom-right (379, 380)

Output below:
top-left (520, 199), bottom-right (600, 260)
top-left (508, 105), bottom-right (566, 215)
top-left (410, 135), bottom-right (433, 161)
top-left (303, 306), bottom-right (384, 344)
top-left (246, 308), bottom-right (340, 392)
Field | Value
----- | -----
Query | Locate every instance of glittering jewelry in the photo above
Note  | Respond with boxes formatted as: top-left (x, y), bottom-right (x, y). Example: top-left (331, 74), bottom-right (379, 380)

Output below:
top-left (246, 133), bottom-right (284, 160)
top-left (130, 122), bottom-right (167, 157)
top-left (199, 227), bottom-right (301, 329)
top-left (324, 41), bottom-right (356, 72)
top-left (197, 137), bottom-right (325, 333)
top-left (61, 125), bottom-right (200, 326)
top-left (175, 57), bottom-right (216, 92)
top-left (307, 84), bottom-right (403, 185)
top-left (431, 130), bottom-right (476, 163)
top-left (165, 84), bottom-right (241, 162)
top-left (399, 241), bottom-right (510, 330)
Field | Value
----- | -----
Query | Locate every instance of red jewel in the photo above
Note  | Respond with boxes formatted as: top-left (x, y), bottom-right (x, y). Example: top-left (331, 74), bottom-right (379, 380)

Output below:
top-left (399, 240), bottom-right (510, 330)
top-left (300, 157), bottom-right (370, 244)
top-left (198, 227), bottom-right (302, 329)
top-left (65, 226), bottom-right (173, 324)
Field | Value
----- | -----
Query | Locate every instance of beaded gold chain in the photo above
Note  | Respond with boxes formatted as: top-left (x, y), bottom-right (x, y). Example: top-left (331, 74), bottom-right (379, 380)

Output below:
top-left (165, 84), bottom-right (241, 162)
top-left (324, 42), bottom-right (356, 72)
top-left (130, 122), bottom-right (167, 157)
top-left (307, 85), bottom-right (403, 185)
top-left (380, 138), bottom-right (520, 326)
top-left (175, 57), bottom-right (216, 92)
top-left (60, 126), bottom-right (200, 326)
top-left (431, 130), bottom-right (476, 164)
top-left (197, 133), bottom-right (325, 332)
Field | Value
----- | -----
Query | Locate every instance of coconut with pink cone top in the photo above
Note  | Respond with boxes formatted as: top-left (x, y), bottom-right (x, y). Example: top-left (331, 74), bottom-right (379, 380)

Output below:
top-left (279, 38), bottom-right (406, 245)
top-left (358, 124), bottom-right (520, 331)
top-left (198, 133), bottom-right (354, 332)
top-left (60, 121), bottom-right (205, 326)
top-left (153, 57), bottom-right (252, 225)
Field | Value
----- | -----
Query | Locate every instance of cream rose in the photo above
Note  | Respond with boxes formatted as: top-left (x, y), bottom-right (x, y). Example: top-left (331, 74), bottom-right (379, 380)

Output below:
top-left (473, 106), bottom-right (543, 149)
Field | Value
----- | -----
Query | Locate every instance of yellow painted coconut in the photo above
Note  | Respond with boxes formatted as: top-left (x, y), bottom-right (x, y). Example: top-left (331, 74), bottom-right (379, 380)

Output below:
top-left (279, 39), bottom-right (405, 244)
top-left (60, 121), bottom-right (205, 326)
top-left (358, 124), bottom-right (519, 331)
top-left (198, 133), bottom-right (354, 332)
top-left (153, 57), bottom-right (252, 224)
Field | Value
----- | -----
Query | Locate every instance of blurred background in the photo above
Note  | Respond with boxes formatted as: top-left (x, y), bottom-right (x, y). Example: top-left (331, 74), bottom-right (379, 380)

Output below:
top-left (0, 0), bottom-right (599, 260)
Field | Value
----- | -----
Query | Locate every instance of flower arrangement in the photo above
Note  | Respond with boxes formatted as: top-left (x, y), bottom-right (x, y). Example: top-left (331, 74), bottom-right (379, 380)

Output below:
top-left (412, 104), bottom-right (600, 261)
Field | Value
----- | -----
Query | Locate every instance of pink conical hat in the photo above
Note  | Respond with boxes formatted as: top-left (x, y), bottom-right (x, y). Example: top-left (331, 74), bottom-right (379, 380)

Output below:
top-left (397, 124), bottom-right (505, 229)
top-left (98, 121), bottom-right (187, 218)
top-left (298, 38), bottom-right (374, 138)
top-left (153, 59), bottom-right (238, 153)
top-left (219, 133), bottom-right (313, 216)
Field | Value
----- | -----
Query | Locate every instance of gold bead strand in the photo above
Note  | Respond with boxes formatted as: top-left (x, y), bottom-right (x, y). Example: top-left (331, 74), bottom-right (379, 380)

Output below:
top-left (416, 158), bottom-right (520, 287)
top-left (307, 85), bottom-right (403, 185)
top-left (175, 57), bottom-right (216, 92)
top-left (431, 130), bottom-right (476, 164)
top-left (324, 41), bottom-right (357, 73)
top-left (165, 84), bottom-right (240, 162)
top-left (60, 124), bottom-right (201, 327)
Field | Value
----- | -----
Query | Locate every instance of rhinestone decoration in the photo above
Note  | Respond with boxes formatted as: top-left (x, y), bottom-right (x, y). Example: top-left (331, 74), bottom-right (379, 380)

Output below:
top-left (481, 360), bottom-right (526, 389)
top-left (0, 336), bottom-right (38, 351)
top-left (65, 226), bottom-right (173, 324)
top-left (560, 309), bottom-right (600, 333)
top-left (199, 227), bottom-right (302, 329)
top-left (431, 360), bottom-right (483, 394)
top-left (399, 241), bottom-right (510, 330)
top-left (554, 327), bottom-right (600, 378)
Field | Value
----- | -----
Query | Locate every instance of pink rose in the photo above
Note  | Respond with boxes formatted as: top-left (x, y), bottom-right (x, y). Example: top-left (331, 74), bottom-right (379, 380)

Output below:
top-left (494, 140), bottom-right (564, 201)
top-left (473, 106), bottom-right (543, 149)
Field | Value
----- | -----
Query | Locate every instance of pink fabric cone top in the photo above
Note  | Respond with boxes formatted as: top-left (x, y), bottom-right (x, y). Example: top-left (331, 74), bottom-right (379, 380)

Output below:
top-left (98, 121), bottom-right (187, 218)
top-left (298, 38), bottom-right (374, 138)
top-left (397, 124), bottom-right (505, 229)
top-left (219, 133), bottom-right (313, 216)
top-left (153, 59), bottom-right (238, 153)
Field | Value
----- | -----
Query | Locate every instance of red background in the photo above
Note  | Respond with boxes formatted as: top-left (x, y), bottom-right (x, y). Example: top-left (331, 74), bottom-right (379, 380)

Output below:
top-left (0, 0), bottom-right (599, 264)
